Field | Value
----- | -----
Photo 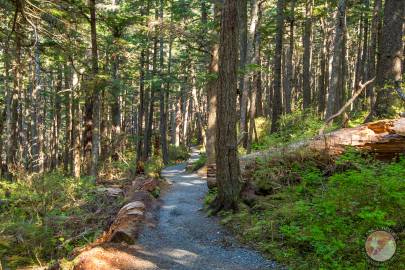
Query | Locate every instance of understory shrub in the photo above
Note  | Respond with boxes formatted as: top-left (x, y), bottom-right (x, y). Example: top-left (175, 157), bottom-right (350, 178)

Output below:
top-left (188, 152), bottom-right (207, 172)
top-left (0, 172), bottom-right (123, 268)
top-left (251, 110), bottom-right (337, 151)
top-left (168, 145), bottom-right (190, 163)
top-left (144, 156), bottom-right (164, 178)
top-left (215, 149), bottom-right (405, 269)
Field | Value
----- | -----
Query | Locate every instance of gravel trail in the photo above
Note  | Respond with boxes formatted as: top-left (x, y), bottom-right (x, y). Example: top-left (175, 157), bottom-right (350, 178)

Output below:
top-left (135, 149), bottom-right (278, 270)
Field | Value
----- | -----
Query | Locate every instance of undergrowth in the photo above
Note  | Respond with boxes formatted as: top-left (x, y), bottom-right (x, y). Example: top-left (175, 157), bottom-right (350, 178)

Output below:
top-left (168, 145), bottom-right (190, 164)
top-left (187, 152), bottom-right (207, 172)
top-left (0, 171), bottom-right (123, 269)
top-left (212, 149), bottom-right (405, 269)
top-left (211, 111), bottom-right (404, 269)
top-left (250, 110), bottom-right (337, 151)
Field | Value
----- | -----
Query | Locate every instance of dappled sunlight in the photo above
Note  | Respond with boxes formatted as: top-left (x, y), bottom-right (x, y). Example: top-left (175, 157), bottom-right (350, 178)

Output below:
top-left (162, 248), bottom-right (199, 260)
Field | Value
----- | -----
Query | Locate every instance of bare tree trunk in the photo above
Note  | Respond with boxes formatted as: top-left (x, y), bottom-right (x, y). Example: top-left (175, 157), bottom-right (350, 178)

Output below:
top-left (206, 2), bottom-right (220, 167)
top-left (213, 0), bottom-right (241, 212)
top-left (158, 0), bottom-right (168, 165)
top-left (366, 0), bottom-right (382, 114)
top-left (111, 30), bottom-right (121, 160)
top-left (326, 0), bottom-right (346, 119)
top-left (240, 0), bottom-right (260, 146)
top-left (284, 0), bottom-right (295, 114)
top-left (271, 0), bottom-right (285, 132)
top-left (72, 71), bottom-right (81, 178)
top-left (371, 0), bottom-right (404, 118)
top-left (302, 0), bottom-right (313, 110)
top-left (6, 8), bottom-right (22, 175)
top-left (247, 12), bottom-right (262, 154)
top-left (0, 44), bottom-right (10, 176)
top-left (30, 37), bottom-right (42, 173)
top-left (144, 33), bottom-right (158, 161)
top-left (238, 0), bottom-right (247, 111)
top-left (136, 49), bottom-right (146, 169)
top-left (83, 0), bottom-right (100, 177)
top-left (63, 63), bottom-right (72, 173)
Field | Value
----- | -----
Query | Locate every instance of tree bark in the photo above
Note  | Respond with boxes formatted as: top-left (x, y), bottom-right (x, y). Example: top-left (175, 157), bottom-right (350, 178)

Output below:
top-left (158, 0), bottom-right (168, 165)
top-left (302, 0), bottom-right (313, 110)
top-left (365, 0), bottom-right (382, 114)
top-left (325, 0), bottom-right (346, 119)
top-left (206, 2), bottom-right (220, 167)
top-left (247, 10), bottom-right (262, 154)
top-left (271, 0), bottom-right (285, 132)
top-left (213, 0), bottom-right (241, 212)
top-left (370, 0), bottom-right (404, 119)
top-left (63, 62), bottom-right (72, 173)
top-left (284, 0), bottom-right (295, 114)
top-left (72, 71), bottom-right (81, 178)
top-left (240, 0), bottom-right (260, 146)
top-left (6, 6), bottom-right (22, 175)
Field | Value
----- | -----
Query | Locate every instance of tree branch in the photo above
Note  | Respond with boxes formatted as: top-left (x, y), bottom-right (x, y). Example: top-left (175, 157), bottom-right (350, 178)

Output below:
top-left (319, 77), bottom-right (375, 135)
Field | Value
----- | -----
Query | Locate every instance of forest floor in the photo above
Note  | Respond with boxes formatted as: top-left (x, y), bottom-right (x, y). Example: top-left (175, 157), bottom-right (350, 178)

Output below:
top-left (134, 148), bottom-right (277, 270)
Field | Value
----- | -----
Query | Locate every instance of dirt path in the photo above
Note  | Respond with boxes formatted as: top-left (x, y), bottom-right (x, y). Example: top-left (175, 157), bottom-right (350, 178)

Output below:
top-left (131, 149), bottom-right (277, 270)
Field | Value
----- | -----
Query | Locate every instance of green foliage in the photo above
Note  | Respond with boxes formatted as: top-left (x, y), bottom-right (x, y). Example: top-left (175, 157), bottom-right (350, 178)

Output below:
top-left (187, 153), bottom-right (207, 172)
top-left (0, 172), bottom-right (122, 268)
top-left (168, 145), bottom-right (190, 164)
top-left (99, 149), bottom-right (136, 181)
top-left (214, 149), bottom-right (405, 269)
top-left (145, 156), bottom-right (164, 178)
top-left (253, 148), bottom-right (330, 194)
top-left (252, 110), bottom-right (337, 151)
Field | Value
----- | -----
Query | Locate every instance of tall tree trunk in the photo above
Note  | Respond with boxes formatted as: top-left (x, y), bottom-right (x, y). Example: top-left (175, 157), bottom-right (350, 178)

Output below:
top-left (6, 7), bottom-right (22, 175)
top-left (326, 0), bottom-right (346, 119)
top-left (206, 3), bottom-right (220, 167)
top-left (136, 49), bottom-right (146, 169)
top-left (136, 2), bottom-right (150, 168)
top-left (366, 0), bottom-right (382, 113)
top-left (52, 66), bottom-right (62, 169)
top-left (31, 36), bottom-right (42, 172)
top-left (370, 0), bottom-right (403, 119)
top-left (302, 0), bottom-right (313, 110)
top-left (213, 0), bottom-right (241, 212)
top-left (247, 8), bottom-right (262, 153)
top-left (144, 27), bottom-right (158, 160)
top-left (240, 0), bottom-right (260, 147)
top-left (238, 0), bottom-right (247, 111)
top-left (271, 0), bottom-right (285, 132)
top-left (111, 30), bottom-right (121, 160)
top-left (84, 0), bottom-right (100, 177)
top-left (158, 0), bottom-right (168, 165)
top-left (284, 0), bottom-right (295, 114)
top-left (0, 43), bottom-right (11, 176)
top-left (72, 71), bottom-right (81, 178)
top-left (63, 62), bottom-right (72, 173)
top-left (318, 18), bottom-right (329, 116)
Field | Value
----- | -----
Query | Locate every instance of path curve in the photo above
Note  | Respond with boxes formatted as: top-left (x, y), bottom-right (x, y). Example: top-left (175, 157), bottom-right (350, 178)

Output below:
top-left (135, 149), bottom-right (277, 270)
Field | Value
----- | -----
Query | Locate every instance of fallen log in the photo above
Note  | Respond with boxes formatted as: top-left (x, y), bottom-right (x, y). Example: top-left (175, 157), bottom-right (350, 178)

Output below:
top-left (311, 118), bottom-right (405, 159)
top-left (240, 118), bottom-right (405, 172)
